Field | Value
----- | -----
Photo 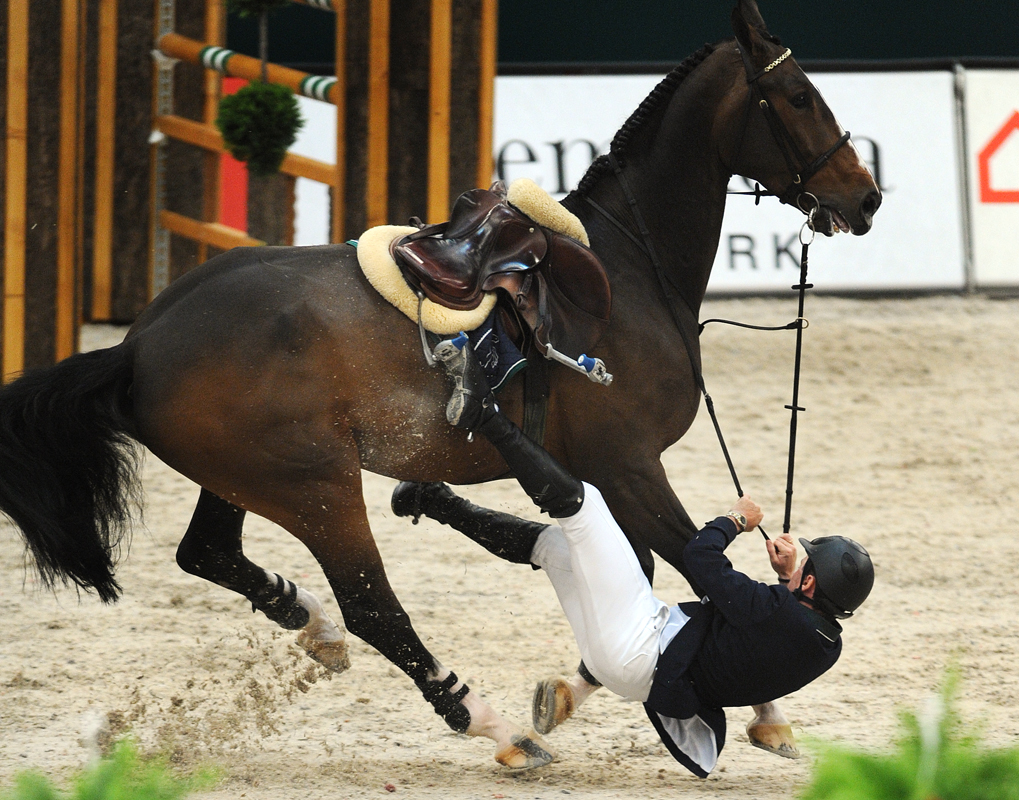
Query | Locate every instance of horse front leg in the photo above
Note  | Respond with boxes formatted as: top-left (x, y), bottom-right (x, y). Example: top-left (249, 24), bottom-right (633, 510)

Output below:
top-left (275, 472), bottom-right (554, 770)
top-left (175, 488), bottom-right (350, 671)
top-left (747, 703), bottom-right (800, 758)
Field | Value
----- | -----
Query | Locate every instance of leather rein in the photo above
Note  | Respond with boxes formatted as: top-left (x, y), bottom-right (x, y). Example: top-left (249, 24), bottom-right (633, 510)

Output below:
top-left (585, 45), bottom-right (847, 538)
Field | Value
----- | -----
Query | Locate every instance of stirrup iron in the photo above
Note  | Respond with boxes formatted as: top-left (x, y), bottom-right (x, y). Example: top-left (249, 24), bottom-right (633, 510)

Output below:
top-left (433, 332), bottom-right (497, 441)
top-left (542, 342), bottom-right (613, 386)
top-left (432, 330), bottom-right (471, 363)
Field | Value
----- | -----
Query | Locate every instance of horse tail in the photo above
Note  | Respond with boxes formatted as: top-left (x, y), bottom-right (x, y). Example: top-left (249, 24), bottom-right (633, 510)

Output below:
top-left (0, 344), bottom-right (140, 603)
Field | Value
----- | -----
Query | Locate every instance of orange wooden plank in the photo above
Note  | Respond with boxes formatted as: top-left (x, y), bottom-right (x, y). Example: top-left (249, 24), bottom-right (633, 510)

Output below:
top-left (154, 115), bottom-right (336, 185)
top-left (160, 210), bottom-right (265, 250)
top-left (428, 0), bottom-right (452, 222)
top-left (476, 0), bottom-right (497, 189)
top-left (91, 0), bottom-right (118, 321)
top-left (366, 0), bottom-right (390, 227)
top-left (3, 0), bottom-right (29, 381)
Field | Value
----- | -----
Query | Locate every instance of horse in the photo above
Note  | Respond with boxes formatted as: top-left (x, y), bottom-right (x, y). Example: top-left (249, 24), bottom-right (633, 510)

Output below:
top-left (0, 0), bottom-right (879, 771)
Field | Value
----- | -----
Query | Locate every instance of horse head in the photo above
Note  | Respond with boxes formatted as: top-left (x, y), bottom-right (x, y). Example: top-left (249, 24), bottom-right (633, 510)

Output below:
top-left (720, 0), bottom-right (881, 235)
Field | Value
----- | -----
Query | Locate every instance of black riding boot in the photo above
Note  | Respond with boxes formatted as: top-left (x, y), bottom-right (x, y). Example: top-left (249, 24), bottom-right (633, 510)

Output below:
top-left (478, 413), bottom-right (585, 518)
top-left (391, 482), bottom-right (547, 565)
top-left (435, 333), bottom-right (585, 518)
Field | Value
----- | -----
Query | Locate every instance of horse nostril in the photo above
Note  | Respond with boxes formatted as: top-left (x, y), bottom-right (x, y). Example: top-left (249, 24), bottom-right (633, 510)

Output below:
top-left (861, 190), bottom-right (881, 217)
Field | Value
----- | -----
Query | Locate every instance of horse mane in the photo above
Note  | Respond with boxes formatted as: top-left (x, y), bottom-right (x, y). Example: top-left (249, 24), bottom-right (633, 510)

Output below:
top-left (567, 42), bottom-right (718, 200)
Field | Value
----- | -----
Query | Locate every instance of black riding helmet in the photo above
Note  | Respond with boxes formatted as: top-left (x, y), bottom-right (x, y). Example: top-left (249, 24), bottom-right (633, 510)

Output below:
top-left (798, 536), bottom-right (874, 619)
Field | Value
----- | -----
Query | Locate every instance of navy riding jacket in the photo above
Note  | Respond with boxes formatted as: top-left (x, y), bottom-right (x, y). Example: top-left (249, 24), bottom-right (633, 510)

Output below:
top-left (643, 517), bottom-right (843, 777)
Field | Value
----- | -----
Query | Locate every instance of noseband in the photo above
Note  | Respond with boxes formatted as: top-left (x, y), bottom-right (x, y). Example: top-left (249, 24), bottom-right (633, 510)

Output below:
top-left (734, 45), bottom-right (851, 208)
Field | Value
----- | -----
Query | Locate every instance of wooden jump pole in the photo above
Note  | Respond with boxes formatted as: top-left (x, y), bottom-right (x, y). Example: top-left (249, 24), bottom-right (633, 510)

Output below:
top-left (91, 0), bottom-right (118, 321)
top-left (151, 0), bottom-right (348, 283)
top-left (3, 0), bottom-right (29, 382)
top-left (149, 0), bottom-right (484, 266)
top-left (428, 0), bottom-right (452, 222)
top-left (158, 33), bottom-right (343, 104)
top-left (153, 114), bottom-right (336, 183)
top-left (477, 0), bottom-right (497, 190)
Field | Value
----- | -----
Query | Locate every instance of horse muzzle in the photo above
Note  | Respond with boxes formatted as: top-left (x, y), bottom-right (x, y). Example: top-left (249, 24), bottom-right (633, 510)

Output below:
top-left (815, 188), bottom-right (881, 237)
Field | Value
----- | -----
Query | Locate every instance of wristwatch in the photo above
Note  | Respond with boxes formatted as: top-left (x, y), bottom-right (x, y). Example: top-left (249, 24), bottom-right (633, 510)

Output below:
top-left (726, 511), bottom-right (747, 532)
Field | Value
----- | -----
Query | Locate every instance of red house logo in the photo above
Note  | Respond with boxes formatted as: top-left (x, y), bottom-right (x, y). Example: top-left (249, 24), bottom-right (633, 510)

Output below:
top-left (978, 110), bottom-right (1019, 203)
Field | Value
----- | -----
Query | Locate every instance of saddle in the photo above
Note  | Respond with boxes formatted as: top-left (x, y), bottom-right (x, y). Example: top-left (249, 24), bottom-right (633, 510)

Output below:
top-left (391, 180), bottom-right (612, 380)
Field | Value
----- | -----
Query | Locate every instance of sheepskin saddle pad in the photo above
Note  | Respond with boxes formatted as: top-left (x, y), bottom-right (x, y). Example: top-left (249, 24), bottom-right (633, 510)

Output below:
top-left (356, 178), bottom-right (611, 360)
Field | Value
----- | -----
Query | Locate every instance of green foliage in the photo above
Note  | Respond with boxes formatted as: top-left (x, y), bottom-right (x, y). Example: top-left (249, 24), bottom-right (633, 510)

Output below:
top-left (226, 0), bottom-right (289, 18)
top-left (216, 81), bottom-right (304, 177)
top-left (800, 671), bottom-right (1019, 800)
top-left (1, 740), bottom-right (218, 800)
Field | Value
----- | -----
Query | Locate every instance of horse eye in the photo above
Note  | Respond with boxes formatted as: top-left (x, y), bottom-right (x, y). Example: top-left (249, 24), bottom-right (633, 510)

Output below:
top-left (790, 92), bottom-right (812, 109)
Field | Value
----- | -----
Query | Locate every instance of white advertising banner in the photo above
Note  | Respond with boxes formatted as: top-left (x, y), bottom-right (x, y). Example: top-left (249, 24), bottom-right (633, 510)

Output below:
top-left (495, 71), bottom-right (966, 293)
top-left (963, 70), bottom-right (1019, 288)
top-left (291, 96), bottom-right (337, 246)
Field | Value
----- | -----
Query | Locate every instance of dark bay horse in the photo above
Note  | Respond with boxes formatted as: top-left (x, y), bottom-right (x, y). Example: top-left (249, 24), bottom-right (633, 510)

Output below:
top-left (0, 0), bottom-right (878, 770)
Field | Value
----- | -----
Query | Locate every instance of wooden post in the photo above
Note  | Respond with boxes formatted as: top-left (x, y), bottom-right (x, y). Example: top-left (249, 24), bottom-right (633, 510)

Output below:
top-left (366, 0), bottom-right (390, 227)
top-left (428, 0), bottom-right (452, 223)
top-left (164, 0), bottom-right (212, 287)
top-left (331, 0), bottom-right (347, 242)
top-left (3, 0), bottom-right (28, 381)
top-left (199, 0), bottom-right (225, 263)
top-left (57, 0), bottom-right (82, 361)
top-left (91, 0), bottom-right (118, 321)
top-left (104, 0), bottom-right (154, 322)
top-left (476, 0), bottom-right (496, 190)
top-left (247, 173), bottom-right (296, 245)
top-left (22, 2), bottom-right (62, 371)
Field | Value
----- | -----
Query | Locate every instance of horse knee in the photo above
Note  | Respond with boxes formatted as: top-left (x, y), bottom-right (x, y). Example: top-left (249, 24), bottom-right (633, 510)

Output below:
top-left (176, 489), bottom-right (246, 580)
top-left (174, 535), bottom-right (239, 582)
top-left (335, 594), bottom-right (473, 732)
top-left (340, 602), bottom-right (408, 644)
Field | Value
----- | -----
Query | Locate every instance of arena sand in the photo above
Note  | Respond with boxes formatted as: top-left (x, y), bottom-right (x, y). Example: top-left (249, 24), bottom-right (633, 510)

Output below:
top-left (2, 294), bottom-right (1018, 799)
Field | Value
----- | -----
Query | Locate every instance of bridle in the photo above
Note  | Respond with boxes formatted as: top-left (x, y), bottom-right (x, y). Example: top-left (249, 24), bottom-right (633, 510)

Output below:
top-left (731, 44), bottom-right (851, 209)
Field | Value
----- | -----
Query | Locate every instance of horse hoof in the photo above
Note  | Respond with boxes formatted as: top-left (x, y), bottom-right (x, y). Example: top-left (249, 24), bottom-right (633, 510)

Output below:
top-left (495, 730), bottom-right (555, 770)
top-left (746, 721), bottom-right (801, 759)
top-left (297, 631), bottom-right (351, 674)
top-left (532, 677), bottom-right (575, 735)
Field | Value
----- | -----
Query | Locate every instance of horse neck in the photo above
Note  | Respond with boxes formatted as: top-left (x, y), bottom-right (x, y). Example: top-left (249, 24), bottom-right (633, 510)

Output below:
top-left (565, 69), bottom-right (732, 319)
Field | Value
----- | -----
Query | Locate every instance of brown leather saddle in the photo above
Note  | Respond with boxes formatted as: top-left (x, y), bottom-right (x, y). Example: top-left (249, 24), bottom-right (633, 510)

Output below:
top-left (391, 183), bottom-right (612, 381)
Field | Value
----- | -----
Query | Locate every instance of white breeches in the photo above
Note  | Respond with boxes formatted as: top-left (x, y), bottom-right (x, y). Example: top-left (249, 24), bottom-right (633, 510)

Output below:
top-left (530, 483), bottom-right (674, 702)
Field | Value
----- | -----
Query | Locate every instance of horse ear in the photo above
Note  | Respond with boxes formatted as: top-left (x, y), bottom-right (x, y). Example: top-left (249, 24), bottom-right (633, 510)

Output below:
top-left (734, 0), bottom-right (770, 32)
top-left (731, 0), bottom-right (773, 60)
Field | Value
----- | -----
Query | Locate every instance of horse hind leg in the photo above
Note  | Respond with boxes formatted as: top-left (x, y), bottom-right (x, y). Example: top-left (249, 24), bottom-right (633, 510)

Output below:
top-left (175, 488), bottom-right (350, 672)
